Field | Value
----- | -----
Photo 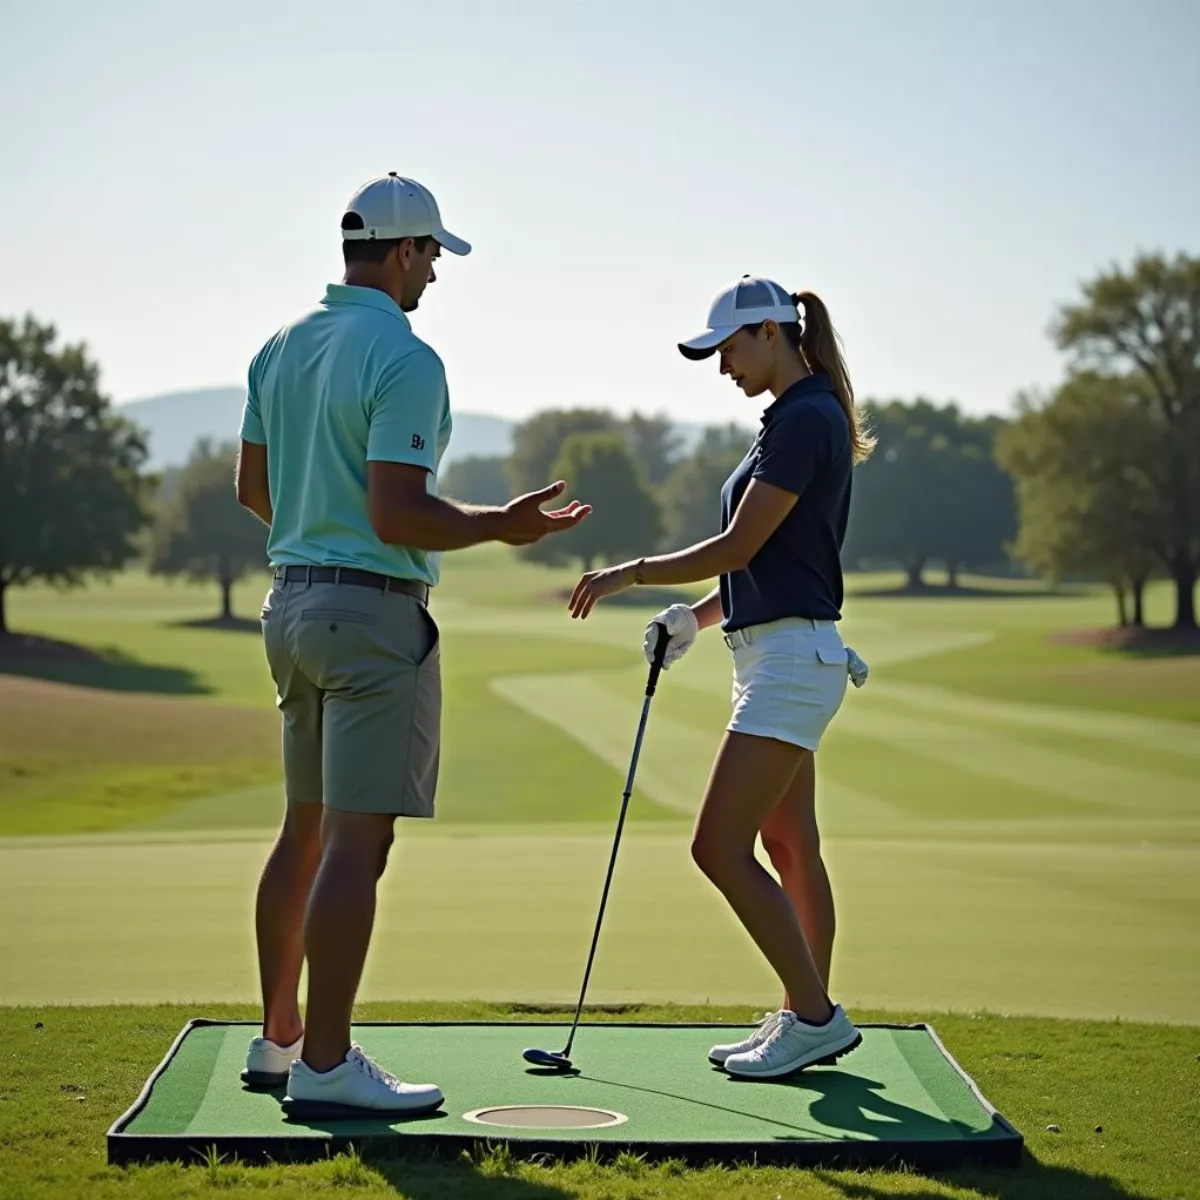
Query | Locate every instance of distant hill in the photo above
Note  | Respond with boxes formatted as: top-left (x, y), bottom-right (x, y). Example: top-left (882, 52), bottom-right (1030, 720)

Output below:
top-left (116, 386), bottom-right (709, 472)
top-left (116, 387), bottom-right (517, 471)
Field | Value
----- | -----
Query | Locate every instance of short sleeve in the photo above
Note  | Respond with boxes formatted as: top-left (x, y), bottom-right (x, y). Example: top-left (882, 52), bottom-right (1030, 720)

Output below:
top-left (367, 348), bottom-right (447, 470)
top-left (751, 405), bottom-right (829, 497)
top-left (239, 357), bottom-right (266, 445)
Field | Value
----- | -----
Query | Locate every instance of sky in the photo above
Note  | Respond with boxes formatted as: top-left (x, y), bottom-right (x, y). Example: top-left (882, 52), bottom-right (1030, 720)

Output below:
top-left (2, 0), bottom-right (1198, 427)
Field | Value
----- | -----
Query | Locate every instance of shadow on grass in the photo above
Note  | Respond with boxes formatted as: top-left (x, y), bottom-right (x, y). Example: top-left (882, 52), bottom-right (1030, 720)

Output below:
top-left (331, 1151), bottom-right (576, 1199)
top-left (816, 1155), bottom-right (1155, 1200)
top-left (0, 634), bottom-right (208, 696)
top-left (173, 615), bottom-right (262, 634)
top-left (1049, 625), bottom-right (1200, 659)
top-left (848, 583), bottom-right (1085, 601)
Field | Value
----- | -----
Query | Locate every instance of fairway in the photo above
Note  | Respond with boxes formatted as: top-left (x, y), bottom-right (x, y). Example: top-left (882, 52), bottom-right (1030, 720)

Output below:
top-left (2, 549), bottom-right (1199, 1026)
top-left (4, 830), bottom-right (1198, 1024)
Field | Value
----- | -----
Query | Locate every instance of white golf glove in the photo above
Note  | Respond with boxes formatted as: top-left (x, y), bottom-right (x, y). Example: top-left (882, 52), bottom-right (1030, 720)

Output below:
top-left (643, 604), bottom-right (699, 670)
top-left (845, 646), bottom-right (870, 688)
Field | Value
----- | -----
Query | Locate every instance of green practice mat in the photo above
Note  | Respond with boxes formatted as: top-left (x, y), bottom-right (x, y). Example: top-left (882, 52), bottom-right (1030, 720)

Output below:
top-left (108, 1021), bottom-right (1023, 1168)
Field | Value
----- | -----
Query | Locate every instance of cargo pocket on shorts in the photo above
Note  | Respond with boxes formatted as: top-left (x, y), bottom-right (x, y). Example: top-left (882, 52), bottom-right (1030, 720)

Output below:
top-left (815, 641), bottom-right (848, 667)
top-left (812, 634), bottom-right (850, 705)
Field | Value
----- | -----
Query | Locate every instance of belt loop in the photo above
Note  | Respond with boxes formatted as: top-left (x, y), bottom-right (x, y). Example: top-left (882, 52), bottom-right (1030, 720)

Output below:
top-left (380, 575), bottom-right (388, 594)
top-left (305, 566), bottom-right (312, 588)
top-left (334, 566), bottom-right (342, 585)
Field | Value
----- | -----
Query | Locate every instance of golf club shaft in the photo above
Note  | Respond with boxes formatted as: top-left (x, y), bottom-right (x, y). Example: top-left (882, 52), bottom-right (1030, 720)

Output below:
top-left (561, 623), bottom-right (669, 1056)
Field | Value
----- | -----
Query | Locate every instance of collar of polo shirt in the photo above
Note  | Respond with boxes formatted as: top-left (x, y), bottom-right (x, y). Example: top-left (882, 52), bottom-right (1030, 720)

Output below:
top-left (761, 372), bottom-right (833, 421)
top-left (323, 283), bottom-right (412, 327)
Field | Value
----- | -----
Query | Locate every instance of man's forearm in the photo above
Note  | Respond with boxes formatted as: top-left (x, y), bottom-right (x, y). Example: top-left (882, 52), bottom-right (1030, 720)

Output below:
top-left (690, 585), bottom-right (724, 630)
top-left (377, 492), bottom-right (507, 551)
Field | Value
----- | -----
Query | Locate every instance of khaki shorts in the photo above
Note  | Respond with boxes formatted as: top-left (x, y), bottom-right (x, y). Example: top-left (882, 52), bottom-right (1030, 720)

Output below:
top-left (260, 577), bottom-right (441, 816)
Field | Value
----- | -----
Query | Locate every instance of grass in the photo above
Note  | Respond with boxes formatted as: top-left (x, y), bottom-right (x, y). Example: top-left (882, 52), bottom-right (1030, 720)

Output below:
top-left (1, 553), bottom-right (1198, 1022)
top-left (2, 1002), bottom-right (1197, 1199)
top-left (3, 829), bottom-right (1197, 1021)
top-left (0, 675), bottom-right (279, 835)
top-left (1, 553), bottom-right (1199, 1195)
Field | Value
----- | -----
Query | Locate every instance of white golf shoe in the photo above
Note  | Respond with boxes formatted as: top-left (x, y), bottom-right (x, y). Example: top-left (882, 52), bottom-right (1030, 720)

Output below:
top-left (722, 1005), bottom-right (862, 1080)
top-left (707, 1010), bottom-right (787, 1066)
top-left (241, 1034), bottom-right (303, 1089)
top-left (282, 1045), bottom-right (444, 1119)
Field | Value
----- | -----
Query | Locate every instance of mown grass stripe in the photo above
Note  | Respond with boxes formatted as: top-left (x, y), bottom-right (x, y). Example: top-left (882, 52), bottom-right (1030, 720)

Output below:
top-left (867, 679), bottom-right (1200, 758)
top-left (836, 704), bottom-right (1195, 816)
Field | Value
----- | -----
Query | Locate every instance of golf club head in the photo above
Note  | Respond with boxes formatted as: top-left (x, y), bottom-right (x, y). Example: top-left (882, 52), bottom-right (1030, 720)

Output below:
top-left (522, 1047), bottom-right (573, 1071)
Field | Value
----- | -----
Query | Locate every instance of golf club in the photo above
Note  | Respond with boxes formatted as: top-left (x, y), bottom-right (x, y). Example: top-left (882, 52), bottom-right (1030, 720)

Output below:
top-left (523, 621), bottom-right (672, 1072)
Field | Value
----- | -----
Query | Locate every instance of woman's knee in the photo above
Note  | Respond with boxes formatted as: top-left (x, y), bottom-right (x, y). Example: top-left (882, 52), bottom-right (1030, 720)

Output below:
top-left (761, 825), bottom-right (821, 876)
top-left (760, 832), bottom-right (794, 876)
top-left (691, 825), bottom-right (751, 884)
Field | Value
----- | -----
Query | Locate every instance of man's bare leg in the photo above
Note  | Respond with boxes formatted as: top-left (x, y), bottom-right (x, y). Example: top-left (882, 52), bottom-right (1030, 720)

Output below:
top-left (255, 802), bottom-right (323, 1047)
top-left (300, 809), bottom-right (398, 1073)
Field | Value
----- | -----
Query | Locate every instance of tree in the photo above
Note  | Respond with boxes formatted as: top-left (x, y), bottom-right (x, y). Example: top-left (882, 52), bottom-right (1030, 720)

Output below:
top-left (508, 408), bottom-right (620, 494)
top-left (508, 409), bottom-right (621, 566)
top-left (997, 375), bottom-right (1161, 626)
top-left (148, 438), bottom-right (267, 620)
top-left (938, 416), bottom-right (1018, 587)
top-left (624, 412), bottom-right (684, 487)
top-left (843, 399), bottom-right (1016, 587)
top-left (440, 455), bottom-right (511, 506)
top-left (659, 423), bottom-right (753, 550)
top-left (1051, 251), bottom-right (1200, 629)
top-left (0, 313), bottom-right (151, 636)
top-left (547, 433), bottom-right (663, 572)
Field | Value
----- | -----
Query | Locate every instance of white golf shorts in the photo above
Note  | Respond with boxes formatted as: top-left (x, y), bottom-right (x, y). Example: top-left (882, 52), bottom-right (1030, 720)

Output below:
top-left (725, 617), bottom-right (850, 751)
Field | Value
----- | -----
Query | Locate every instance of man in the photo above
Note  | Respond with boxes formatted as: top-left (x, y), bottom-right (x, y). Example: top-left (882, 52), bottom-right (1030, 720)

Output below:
top-left (234, 173), bottom-right (590, 1118)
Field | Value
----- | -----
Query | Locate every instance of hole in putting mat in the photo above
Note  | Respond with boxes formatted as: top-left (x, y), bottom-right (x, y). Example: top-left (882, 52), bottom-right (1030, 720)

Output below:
top-left (462, 1105), bottom-right (628, 1130)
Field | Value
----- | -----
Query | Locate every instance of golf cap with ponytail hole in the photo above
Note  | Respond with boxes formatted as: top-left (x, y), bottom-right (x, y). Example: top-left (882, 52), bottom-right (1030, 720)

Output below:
top-left (678, 276), bottom-right (801, 360)
top-left (341, 173), bottom-right (471, 256)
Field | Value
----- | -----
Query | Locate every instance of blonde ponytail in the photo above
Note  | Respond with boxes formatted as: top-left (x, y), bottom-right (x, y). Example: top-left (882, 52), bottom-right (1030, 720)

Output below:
top-left (792, 291), bottom-right (875, 463)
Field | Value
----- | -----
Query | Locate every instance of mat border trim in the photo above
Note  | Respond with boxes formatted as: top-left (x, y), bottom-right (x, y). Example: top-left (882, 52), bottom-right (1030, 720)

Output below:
top-left (107, 1019), bottom-right (1024, 1169)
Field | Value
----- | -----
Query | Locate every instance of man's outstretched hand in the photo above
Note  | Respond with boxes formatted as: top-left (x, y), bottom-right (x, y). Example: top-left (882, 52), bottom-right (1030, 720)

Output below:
top-left (499, 480), bottom-right (591, 546)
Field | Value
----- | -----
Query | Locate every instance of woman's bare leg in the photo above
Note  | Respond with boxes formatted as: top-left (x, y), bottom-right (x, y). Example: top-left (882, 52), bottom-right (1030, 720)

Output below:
top-left (690, 732), bottom-right (833, 1023)
top-left (759, 752), bottom-right (836, 1006)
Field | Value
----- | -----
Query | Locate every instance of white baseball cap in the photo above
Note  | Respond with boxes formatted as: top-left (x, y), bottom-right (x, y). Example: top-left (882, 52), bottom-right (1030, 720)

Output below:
top-left (341, 173), bottom-right (471, 256)
top-left (678, 276), bottom-right (800, 359)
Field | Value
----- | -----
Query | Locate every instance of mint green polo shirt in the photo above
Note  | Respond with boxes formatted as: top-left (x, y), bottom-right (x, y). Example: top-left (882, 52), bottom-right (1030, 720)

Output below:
top-left (239, 284), bottom-right (453, 586)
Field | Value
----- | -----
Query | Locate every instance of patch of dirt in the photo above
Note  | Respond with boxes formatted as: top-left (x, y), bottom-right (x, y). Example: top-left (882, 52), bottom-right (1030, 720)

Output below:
top-left (0, 675), bottom-right (277, 762)
top-left (1048, 626), bottom-right (1200, 656)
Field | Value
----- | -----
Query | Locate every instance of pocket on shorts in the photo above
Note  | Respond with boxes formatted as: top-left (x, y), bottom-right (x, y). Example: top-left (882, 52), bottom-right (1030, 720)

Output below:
top-left (299, 607), bottom-right (379, 627)
top-left (411, 602), bottom-right (440, 667)
top-left (814, 640), bottom-right (848, 667)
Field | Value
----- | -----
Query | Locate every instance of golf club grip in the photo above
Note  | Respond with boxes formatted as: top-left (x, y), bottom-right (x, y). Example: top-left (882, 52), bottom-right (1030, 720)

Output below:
top-left (646, 621), bottom-right (670, 695)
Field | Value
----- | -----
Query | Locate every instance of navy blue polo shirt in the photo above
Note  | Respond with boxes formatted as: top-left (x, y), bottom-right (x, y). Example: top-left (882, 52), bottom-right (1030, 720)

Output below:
top-left (718, 373), bottom-right (852, 631)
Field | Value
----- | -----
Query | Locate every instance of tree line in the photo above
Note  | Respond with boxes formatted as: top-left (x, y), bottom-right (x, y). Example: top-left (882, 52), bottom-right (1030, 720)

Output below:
top-left (1, 251), bottom-right (1196, 633)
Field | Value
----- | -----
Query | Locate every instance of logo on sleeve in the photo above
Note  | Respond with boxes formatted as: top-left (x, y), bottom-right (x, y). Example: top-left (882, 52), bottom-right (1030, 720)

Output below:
top-left (411, 434), bottom-right (426, 451)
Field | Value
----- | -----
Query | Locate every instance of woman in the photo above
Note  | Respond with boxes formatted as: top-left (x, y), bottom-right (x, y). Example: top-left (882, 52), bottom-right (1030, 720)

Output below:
top-left (568, 276), bottom-right (873, 1079)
